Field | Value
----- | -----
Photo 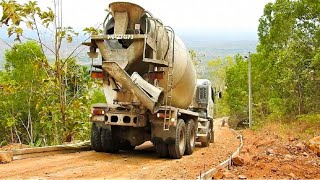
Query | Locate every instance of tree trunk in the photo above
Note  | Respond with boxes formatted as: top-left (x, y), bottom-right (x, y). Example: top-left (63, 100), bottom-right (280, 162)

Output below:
top-left (27, 84), bottom-right (34, 145)
top-left (298, 81), bottom-right (303, 115)
top-left (10, 128), bottom-right (14, 143)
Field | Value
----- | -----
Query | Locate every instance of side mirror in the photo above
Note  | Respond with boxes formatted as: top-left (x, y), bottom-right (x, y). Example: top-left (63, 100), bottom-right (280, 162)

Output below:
top-left (218, 91), bottom-right (222, 99)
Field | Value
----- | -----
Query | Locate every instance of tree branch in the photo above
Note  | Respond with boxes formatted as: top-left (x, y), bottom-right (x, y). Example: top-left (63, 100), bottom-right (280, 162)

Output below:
top-left (0, 37), bottom-right (12, 48)
top-left (61, 36), bottom-right (90, 68)
top-left (21, 35), bottom-right (56, 55)
top-left (32, 15), bottom-right (46, 56)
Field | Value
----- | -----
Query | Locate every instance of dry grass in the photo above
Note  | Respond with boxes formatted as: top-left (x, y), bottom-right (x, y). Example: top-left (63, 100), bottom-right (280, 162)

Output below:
top-left (252, 114), bottom-right (320, 141)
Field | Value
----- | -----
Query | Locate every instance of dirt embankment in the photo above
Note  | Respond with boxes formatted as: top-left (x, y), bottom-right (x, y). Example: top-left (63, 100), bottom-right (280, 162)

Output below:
top-left (0, 143), bottom-right (30, 151)
top-left (219, 128), bottom-right (320, 179)
top-left (0, 118), bottom-right (240, 179)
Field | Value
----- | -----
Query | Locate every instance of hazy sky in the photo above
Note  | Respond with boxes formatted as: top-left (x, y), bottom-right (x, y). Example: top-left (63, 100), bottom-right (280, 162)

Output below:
top-left (1, 0), bottom-right (274, 40)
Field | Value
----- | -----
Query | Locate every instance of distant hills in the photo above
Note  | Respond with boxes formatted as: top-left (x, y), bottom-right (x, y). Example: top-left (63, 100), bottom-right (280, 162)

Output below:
top-left (0, 34), bottom-right (257, 74)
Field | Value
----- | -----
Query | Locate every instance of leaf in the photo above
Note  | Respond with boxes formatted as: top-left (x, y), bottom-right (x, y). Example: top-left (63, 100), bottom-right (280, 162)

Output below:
top-left (66, 35), bottom-right (72, 43)
top-left (15, 27), bottom-right (23, 35)
top-left (35, 7), bottom-right (40, 13)
top-left (26, 21), bottom-right (33, 29)
top-left (83, 27), bottom-right (102, 35)
top-left (8, 28), bottom-right (13, 37)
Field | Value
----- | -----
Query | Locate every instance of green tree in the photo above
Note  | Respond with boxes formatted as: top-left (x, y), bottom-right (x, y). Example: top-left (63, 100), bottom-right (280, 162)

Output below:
top-left (225, 0), bottom-right (320, 126)
top-left (0, 41), bottom-right (46, 145)
top-left (0, 0), bottom-right (94, 144)
top-left (1, 0), bottom-right (80, 131)
top-left (257, 0), bottom-right (320, 116)
top-left (207, 57), bottom-right (233, 117)
top-left (0, 41), bottom-right (92, 146)
top-left (225, 55), bottom-right (248, 118)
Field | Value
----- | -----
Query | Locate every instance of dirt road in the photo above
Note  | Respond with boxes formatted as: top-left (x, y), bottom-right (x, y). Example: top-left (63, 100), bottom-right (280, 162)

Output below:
top-left (0, 118), bottom-right (239, 179)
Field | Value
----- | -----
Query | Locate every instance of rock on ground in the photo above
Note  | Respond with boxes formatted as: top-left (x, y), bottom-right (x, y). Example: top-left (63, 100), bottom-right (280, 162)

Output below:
top-left (307, 136), bottom-right (320, 157)
top-left (0, 151), bottom-right (13, 163)
top-left (232, 155), bottom-right (245, 166)
top-left (212, 169), bottom-right (224, 179)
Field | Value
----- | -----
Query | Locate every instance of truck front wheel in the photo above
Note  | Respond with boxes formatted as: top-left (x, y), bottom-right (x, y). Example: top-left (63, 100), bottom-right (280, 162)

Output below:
top-left (210, 120), bottom-right (215, 143)
top-left (185, 119), bottom-right (196, 155)
top-left (210, 129), bottom-right (215, 143)
top-left (201, 129), bottom-right (211, 147)
top-left (101, 126), bottom-right (119, 153)
top-left (91, 123), bottom-right (103, 152)
top-left (168, 119), bottom-right (186, 159)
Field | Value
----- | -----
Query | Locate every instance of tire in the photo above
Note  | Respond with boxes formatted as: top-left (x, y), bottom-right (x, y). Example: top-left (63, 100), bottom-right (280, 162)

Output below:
top-left (120, 140), bottom-right (135, 151)
top-left (101, 126), bottom-right (119, 153)
top-left (91, 123), bottom-right (103, 152)
top-left (209, 120), bottom-right (215, 143)
top-left (201, 129), bottom-right (211, 147)
top-left (185, 120), bottom-right (196, 155)
top-left (210, 128), bottom-right (215, 143)
top-left (156, 143), bottom-right (169, 158)
top-left (168, 119), bottom-right (186, 159)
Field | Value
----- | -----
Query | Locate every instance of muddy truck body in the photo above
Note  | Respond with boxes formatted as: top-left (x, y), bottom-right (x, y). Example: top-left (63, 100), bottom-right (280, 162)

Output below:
top-left (84, 2), bottom-right (216, 159)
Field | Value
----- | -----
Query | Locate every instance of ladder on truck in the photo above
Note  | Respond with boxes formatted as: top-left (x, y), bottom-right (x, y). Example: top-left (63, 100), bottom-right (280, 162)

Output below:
top-left (163, 26), bottom-right (175, 130)
top-left (142, 18), bottom-right (175, 131)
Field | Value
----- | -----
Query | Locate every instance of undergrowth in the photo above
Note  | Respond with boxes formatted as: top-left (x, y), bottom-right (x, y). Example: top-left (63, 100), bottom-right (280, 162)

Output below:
top-left (251, 114), bottom-right (320, 141)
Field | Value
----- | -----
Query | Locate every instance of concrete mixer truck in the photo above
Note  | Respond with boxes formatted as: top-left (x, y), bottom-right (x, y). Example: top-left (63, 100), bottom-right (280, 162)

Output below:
top-left (84, 2), bottom-right (216, 159)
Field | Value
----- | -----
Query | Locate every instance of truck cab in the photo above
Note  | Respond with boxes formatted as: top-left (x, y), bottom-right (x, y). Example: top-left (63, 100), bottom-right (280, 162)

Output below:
top-left (190, 79), bottom-right (215, 119)
top-left (189, 79), bottom-right (215, 146)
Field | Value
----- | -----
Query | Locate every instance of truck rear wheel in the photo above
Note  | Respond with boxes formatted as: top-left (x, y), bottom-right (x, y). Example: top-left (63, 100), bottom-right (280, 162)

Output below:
top-left (101, 126), bottom-right (119, 153)
top-left (185, 119), bottom-right (196, 155)
top-left (168, 119), bottom-right (186, 159)
top-left (91, 123), bottom-right (103, 152)
top-left (156, 142), bottom-right (169, 158)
